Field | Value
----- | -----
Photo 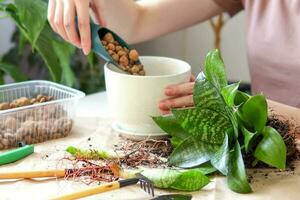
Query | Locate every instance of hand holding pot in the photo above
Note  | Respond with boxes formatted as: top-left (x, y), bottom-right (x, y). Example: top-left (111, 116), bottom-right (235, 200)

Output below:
top-left (159, 75), bottom-right (195, 114)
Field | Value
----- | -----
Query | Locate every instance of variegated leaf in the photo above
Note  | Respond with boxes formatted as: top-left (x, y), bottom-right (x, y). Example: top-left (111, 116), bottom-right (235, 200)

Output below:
top-left (172, 108), bottom-right (231, 144)
top-left (204, 49), bottom-right (228, 89)
top-left (168, 136), bottom-right (220, 168)
top-left (152, 114), bottom-right (187, 140)
top-left (221, 82), bottom-right (240, 107)
top-left (193, 72), bottom-right (227, 115)
top-left (227, 141), bottom-right (252, 193)
top-left (141, 168), bottom-right (210, 191)
top-left (211, 134), bottom-right (229, 175)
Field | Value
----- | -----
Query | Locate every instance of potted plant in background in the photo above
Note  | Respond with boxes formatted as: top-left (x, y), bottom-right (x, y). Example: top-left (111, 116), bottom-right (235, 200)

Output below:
top-left (0, 0), bottom-right (105, 94)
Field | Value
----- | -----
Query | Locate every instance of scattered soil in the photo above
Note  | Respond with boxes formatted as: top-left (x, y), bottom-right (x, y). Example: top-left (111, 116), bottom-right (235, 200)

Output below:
top-left (114, 138), bottom-right (172, 168)
top-left (62, 157), bottom-right (119, 185)
top-left (244, 115), bottom-right (300, 170)
top-left (63, 115), bottom-right (299, 185)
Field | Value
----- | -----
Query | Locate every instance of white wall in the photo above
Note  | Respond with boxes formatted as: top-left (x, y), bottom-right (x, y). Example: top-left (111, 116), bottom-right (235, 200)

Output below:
top-left (134, 12), bottom-right (250, 82)
top-left (0, 12), bottom-right (250, 82)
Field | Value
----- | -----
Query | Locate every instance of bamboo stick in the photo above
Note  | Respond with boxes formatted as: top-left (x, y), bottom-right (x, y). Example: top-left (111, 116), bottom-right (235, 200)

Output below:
top-left (52, 181), bottom-right (120, 200)
top-left (0, 169), bottom-right (65, 179)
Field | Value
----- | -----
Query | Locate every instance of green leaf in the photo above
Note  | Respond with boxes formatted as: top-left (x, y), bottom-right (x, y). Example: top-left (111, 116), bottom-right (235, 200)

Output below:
top-left (66, 146), bottom-right (116, 160)
top-left (227, 141), bottom-right (252, 193)
top-left (193, 72), bottom-right (227, 115)
top-left (0, 2), bottom-right (6, 11)
top-left (5, 5), bottom-right (62, 82)
top-left (221, 82), bottom-right (240, 107)
top-left (0, 72), bottom-right (4, 85)
top-left (152, 115), bottom-right (187, 140)
top-left (168, 136), bottom-right (219, 168)
top-left (234, 91), bottom-right (250, 106)
top-left (239, 94), bottom-right (268, 132)
top-left (35, 24), bottom-right (63, 82)
top-left (204, 49), bottom-right (227, 89)
top-left (211, 134), bottom-right (229, 175)
top-left (52, 41), bottom-right (76, 86)
top-left (18, 32), bottom-right (27, 55)
top-left (15, 0), bottom-right (47, 47)
top-left (141, 168), bottom-right (210, 191)
top-left (241, 126), bottom-right (258, 153)
top-left (0, 62), bottom-right (28, 81)
top-left (194, 162), bottom-right (217, 175)
top-left (254, 126), bottom-right (286, 169)
top-left (170, 170), bottom-right (210, 191)
top-left (170, 137), bottom-right (182, 149)
top-left (87, 53), bottom-right (96, 70)
top-left (172, 108), bottom-right (231, 144)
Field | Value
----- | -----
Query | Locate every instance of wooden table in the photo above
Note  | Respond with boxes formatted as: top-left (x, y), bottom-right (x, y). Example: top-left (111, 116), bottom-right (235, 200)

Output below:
top-left (0, 93), bottom-right (299, 200)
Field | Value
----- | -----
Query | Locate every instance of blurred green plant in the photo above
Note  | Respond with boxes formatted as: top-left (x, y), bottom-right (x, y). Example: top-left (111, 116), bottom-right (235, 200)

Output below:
top-left (0, 0), bottom-right (105, 94)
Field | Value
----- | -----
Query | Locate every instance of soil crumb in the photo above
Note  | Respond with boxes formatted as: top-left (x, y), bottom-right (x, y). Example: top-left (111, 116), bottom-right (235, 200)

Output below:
top-left (267, 115), bottom-right (300, 169)
top-left (244, 115), bottom-right (299, 170)
top-left (114, 138), bottom-right (172, 168)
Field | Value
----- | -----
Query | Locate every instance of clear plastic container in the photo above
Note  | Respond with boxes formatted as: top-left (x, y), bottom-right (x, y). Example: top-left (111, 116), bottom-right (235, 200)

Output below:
top-left (0, 80), bottom-right (85, 150)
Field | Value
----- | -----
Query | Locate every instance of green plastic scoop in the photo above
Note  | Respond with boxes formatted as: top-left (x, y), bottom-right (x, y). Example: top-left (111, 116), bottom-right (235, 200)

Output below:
top-left (0, 144), bottom-right (34, 166)
top-left (90, 22), bottom-right (140, 74)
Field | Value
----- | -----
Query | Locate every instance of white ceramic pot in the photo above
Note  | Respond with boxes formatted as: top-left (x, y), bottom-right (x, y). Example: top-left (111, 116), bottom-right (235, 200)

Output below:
top-left (104, 56), bottom-right (191, 137)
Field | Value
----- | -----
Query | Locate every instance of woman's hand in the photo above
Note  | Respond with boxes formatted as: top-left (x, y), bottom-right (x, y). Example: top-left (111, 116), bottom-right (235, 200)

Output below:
top-left (48, 0), bottom-right (92, 54)
top-left (159, 76), bottom-right (195, 115)
top-left (47, 0), bottom-right (222, 55)
top-left (47, 0), bottom-right (142, 55)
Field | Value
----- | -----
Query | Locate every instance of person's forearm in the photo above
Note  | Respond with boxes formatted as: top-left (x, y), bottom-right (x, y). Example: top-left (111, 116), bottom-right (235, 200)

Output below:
top-left (99, 0), bottom-right (224, 44)
top-left (93, 0), bottom-right (141, 43)
top-left (133, 0), bottom-right (223, 43)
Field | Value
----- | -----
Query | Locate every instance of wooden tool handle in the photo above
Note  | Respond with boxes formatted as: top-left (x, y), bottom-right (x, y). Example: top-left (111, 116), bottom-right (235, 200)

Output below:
top-left (0, 169), bottom-right (65, 179)
top-left (52, 181), bottom-right (120, 200)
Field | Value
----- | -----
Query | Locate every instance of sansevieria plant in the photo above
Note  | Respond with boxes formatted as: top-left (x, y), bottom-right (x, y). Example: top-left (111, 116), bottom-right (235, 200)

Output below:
top-left (153, 49), bottom-right (286, 193)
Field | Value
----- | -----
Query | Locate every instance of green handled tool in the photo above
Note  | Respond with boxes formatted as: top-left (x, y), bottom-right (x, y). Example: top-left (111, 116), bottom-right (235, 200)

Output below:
top-left (0, 143), bottom-right (34, 166)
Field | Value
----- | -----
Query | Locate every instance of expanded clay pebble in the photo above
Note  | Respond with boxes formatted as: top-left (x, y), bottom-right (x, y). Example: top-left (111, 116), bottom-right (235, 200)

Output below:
top-left (0, 103), bottom-right (10, 110)
top-left (0, 94), bottom-right (55, 111)
top-left (101, 33), bottom-right (146, 76)
top-left (0, 116), bottom-right (73, 150)
top-left (0, 95), bottom-right (73, 150)
top-left (103, 32), bottom-right (114, 43)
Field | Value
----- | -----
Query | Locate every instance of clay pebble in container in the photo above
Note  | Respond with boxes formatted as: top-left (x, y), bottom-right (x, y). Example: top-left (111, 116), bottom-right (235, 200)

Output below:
top-left (0, 81), bottom-right (85, 150)
top-left (88, 22), bottom-right (145, 75)
top-left (101, 33), bottom-right (145, 76)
